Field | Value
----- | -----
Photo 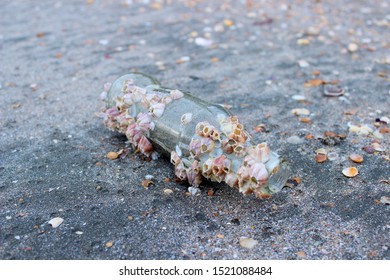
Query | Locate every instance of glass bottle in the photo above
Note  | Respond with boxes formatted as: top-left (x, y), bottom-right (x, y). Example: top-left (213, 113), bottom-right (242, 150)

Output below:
top-left (101, 73), bottom-right (289, 198)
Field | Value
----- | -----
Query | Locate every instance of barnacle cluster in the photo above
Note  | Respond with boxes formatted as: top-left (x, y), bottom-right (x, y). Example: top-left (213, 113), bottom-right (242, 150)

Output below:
top-left (101, 73), bottom-right (289, 198)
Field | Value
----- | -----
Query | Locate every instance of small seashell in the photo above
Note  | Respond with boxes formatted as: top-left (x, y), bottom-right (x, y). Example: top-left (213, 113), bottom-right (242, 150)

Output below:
top-left (239, 237), bottom-right (258, 249)
top-left (163, 188), bottom-right (174, 195)
top-left (380, 196), bottom-right (390, 205)
top-left (48, 217), bottom-right (64, 228)
top-left (349, 154), bottom-right (363, 163)
top-left (349, 125), bottom-right (373, 136)
top-left (106, 151), bottom-right (119, 160)
top-left (342, 167), bottom-right (358, 178)
top-left (362, 145), bottom-right (375, 154)
top-left (291, 108), bottom-right (310, 116)
top-left (371, 142), bottom-right (384, 151)
top-left (292, 95), bottom-right (306, 101)
top-left (145, 174), bottom-right (154, 180)
top-left (323, 84), bottom-right (345, 97)
top-left (188, 186), bottom-right (200, 196)
top-left (315, 149), bottom-right (328, 163)
top-left (181, 113), bottom-right (193, 125)
top-left (379, 116), bottom-right (390, 124)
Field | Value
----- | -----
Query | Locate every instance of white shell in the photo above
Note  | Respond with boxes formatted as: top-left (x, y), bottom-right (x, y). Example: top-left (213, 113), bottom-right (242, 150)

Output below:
top-left (48, 217), bottom-right (64, 228)
top-left (181, 113), bottom-right (193, 125)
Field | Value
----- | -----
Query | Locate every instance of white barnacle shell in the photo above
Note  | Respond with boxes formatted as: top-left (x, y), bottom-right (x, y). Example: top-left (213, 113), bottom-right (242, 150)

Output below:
top-left (247, 142), bottom-right (270, 163)
top-left (149, 103), bottom-right (165, 118)
top-left (170, 150), bottom-right (181, 166)
top-left (161, 96), bottom-right (173, 105)
top-left (122, 94), bottom-right (134, 106)
top-left (249, 162), bottom-right (269, 185)
top-left (131, 86), bottom-right (146, 102)
top-left (181, 113), bottom-right (193, 125)
top-left (170, 89), bottom-right (184, 100)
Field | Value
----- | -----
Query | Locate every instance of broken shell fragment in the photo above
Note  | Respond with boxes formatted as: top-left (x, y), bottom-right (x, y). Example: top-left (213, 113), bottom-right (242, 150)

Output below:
top-left (239, 237), bottom-right (258, 249)
top-left (100, 73), bottom-right (289, 198)
top-left (315, 149), bottom-right (328, 163)
top-left (342, 167), bottom-right (359, 178)
top-left (292, 108), bottom-right (310, 116)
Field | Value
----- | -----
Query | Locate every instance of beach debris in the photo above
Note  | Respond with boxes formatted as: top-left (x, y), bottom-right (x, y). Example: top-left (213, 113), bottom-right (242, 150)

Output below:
top-left (99, 73), bottom-right (289, 198)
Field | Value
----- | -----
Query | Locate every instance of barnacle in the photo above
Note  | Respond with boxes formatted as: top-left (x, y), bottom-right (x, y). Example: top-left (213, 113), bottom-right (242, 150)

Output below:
top-left (100, 73), bottom-right (289, 198)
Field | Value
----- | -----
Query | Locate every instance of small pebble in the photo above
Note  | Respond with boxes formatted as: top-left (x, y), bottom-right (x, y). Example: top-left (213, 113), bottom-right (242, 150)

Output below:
top-left (106, 241), bottom-right (113, 248)
top-left (188, 186), bottom-right (200, 196)
top-left (292, 95), bottom-right (306, 101)
top-left (145, 174), bottom-right (154, 180)
top-left (239, 237), bottom-right (258, 249)
top-left (287, 136), bottom-right (304, 144)
top-left (223, 19), bottom-right (234, 27)
top-left (176, 56), bottom-right (190, 64)
top-left (292, 108), bottom-right (310, 116)
top-left (298, 60), bottom-right (310, 68)
top-left (297, 38), bottom-right (310, 45)
top-left (195, 37), bottom-right (213, 47)
top-left (348, 43), bottom-right (359, 52)
top-left (380, 196), bottom-right (390, 205)
top-left (327, 152), bottom-right (339, 161)
top-left (99, 39), bottom-right (109, 45)
top-left (75, 231), bottom-right (83, 235)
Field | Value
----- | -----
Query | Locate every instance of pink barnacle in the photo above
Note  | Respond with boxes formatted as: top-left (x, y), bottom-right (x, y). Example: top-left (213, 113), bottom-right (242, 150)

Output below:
top-left (248, 143), bottom-right (270, 163)
top-left (170, 150), bottom-right (181, 166)
top-left (138, 135), bottom-right (153, 156)
top-left (174, 161), bottom-right (187, 181)
top-left (189, 138), bottom-right (202, 158)
top-left (249, 162), bottom-right (269, 186)
top-left (137, 112), bottom-right (155, 131)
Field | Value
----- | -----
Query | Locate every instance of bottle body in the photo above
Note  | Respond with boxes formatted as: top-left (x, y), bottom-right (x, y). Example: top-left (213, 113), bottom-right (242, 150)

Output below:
top-left (101, 73), bottom-right (289, 198)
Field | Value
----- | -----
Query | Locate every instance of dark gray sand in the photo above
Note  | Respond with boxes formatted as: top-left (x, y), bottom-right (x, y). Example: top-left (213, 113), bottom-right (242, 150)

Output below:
top-left (0, 0), bottom-right (389, 259)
